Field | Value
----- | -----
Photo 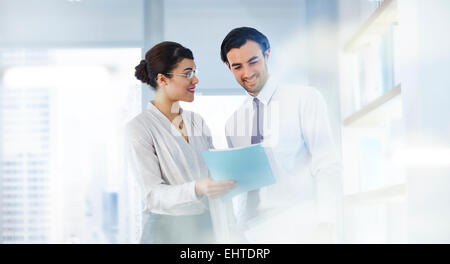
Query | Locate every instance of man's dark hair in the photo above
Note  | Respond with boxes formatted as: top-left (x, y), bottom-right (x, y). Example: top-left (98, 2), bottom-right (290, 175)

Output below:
top-left (220, 27), bottom-right (270, 64)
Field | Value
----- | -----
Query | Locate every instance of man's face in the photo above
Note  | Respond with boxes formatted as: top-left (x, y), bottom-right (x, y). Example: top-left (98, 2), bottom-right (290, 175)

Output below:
top-left (226, 40), bottom-right (270, 96)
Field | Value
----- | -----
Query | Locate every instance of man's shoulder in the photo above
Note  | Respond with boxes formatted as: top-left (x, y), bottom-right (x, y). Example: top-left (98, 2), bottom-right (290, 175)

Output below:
top-left (273, 83), bottom-right (324, 106)
top-left (277, 82), bottom-right (321, 97)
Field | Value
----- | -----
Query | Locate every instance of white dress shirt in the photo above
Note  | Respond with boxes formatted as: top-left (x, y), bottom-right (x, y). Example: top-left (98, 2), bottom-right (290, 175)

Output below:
top-left (225, 76), bottom-right (343, 233)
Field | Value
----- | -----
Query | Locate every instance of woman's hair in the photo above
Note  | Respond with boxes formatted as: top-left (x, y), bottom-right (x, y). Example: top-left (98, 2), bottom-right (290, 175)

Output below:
top-left (135, 41), bottom-right (194, 89)
top-left (220, 27), bottom-right (270, 64)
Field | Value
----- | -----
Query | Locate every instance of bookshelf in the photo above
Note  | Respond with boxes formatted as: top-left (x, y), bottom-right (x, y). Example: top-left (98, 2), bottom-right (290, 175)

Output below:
top-left (341, 0), bottom-right (404, 203)
top-left (340, 0), bottom-right (406, 243)
top-left (344, 0), bottom-right (399, 52)
top-left (344, 183), bottom-right (406, 204)
top-left (343, 84), bottom-right (401, 127)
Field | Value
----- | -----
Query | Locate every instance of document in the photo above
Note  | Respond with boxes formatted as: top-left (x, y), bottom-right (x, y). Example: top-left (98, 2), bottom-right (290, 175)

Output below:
top-left (202, 144), bottom-right (276, 200)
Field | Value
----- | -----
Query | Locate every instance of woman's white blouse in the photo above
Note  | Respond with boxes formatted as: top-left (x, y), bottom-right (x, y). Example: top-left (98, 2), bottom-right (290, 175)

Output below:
top-left (126, 102), bottom-right (213, 216)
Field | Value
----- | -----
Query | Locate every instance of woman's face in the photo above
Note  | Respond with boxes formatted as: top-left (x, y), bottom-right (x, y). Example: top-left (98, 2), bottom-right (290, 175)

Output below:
top-left (162, 58), bottom-right (198, 103)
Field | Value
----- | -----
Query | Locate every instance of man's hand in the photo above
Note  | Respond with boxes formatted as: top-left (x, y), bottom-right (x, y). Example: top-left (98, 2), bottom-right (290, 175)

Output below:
top-left (195, 178), bottom-right (238, 199)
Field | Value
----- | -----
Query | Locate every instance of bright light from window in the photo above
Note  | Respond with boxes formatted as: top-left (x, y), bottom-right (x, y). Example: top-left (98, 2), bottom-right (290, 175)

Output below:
top-left (393, 147), bottom-right (450, 167)
top-left (4, 65), bottom-right (109, 89)
top-left (0, 48), bottom-right (142, 243)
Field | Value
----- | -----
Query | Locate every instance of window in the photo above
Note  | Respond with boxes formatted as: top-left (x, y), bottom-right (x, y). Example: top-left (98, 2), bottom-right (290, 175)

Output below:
top-left (0, 48), bottom-right (141, 243)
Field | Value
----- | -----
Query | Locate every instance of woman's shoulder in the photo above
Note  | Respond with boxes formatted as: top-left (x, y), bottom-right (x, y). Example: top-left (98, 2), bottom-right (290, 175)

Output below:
top-left (126, 110), bottom-right (158, 139)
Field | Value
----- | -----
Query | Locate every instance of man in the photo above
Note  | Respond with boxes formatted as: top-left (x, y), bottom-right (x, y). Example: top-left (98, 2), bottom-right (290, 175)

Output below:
top-left (221, 27), bottom-right (343, 243)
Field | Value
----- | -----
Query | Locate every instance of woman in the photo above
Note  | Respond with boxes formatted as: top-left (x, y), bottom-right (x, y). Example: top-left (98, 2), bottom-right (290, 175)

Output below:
top-left (127, 41), bottom-right (237, 243)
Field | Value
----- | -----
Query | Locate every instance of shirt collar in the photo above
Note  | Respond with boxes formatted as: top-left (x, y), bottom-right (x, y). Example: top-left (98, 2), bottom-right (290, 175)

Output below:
top-left (246, 75), bottom-right (278, 106)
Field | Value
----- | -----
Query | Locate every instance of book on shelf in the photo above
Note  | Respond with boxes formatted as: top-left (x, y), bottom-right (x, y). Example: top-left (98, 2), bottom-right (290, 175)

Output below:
top-left (392, 22), bottom-right (401, 86)
top-left (356, 24), bottom-right (396, 110)
top-left (380, 24), bottom-right (395, 93)
top-left (342, 0), bottom-right (400, 119)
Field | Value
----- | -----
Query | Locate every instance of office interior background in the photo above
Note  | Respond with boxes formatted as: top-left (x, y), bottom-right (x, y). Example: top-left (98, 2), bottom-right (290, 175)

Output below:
top-left (0, 0), bottom-right (449, 243)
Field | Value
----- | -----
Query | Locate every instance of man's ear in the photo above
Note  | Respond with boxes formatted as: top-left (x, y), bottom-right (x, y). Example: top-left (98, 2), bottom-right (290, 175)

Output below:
top-left (264, 48), bottom-right (271, 60)
top-left (225, 61), bottom-right (231, 70)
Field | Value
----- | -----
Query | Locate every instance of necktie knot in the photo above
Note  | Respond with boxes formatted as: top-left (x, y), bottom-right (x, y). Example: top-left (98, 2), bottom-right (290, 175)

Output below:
top-left (253, 97), bottom-right (262, 109)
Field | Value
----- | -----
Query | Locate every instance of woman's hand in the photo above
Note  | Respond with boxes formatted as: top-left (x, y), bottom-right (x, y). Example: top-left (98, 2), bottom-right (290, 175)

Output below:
top-left (195, 178), bottom-right (238, 199)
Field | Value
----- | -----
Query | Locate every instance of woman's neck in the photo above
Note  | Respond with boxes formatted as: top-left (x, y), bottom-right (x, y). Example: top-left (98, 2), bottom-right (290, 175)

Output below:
top-left (153, 92), bottom-right (180, 122)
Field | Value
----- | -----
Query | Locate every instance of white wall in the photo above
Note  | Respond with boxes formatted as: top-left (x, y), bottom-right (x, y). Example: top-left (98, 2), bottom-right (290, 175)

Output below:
top-left (304, 0), bottom-right (342, 149)
top-left (0, 0), bottom-right (144, 47)
top-left (163, 0), bottom-right (308, 93)
top-left (398, 0), bottom-right (450, 243)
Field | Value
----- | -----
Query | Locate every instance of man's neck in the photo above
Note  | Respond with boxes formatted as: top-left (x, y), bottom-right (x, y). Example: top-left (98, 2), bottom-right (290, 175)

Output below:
top-left (248, 91), bottom-right (259, 97)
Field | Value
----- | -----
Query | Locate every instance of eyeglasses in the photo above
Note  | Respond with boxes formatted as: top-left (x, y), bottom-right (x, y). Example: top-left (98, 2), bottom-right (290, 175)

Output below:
top-left (165, 69), bottom-right (198, 79)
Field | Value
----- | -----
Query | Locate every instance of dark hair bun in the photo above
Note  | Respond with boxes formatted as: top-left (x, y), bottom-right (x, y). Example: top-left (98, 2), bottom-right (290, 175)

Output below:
top-left (134, 60), bottom-right (152, 86)
top-left (136, 41), bottom-right (194, 90)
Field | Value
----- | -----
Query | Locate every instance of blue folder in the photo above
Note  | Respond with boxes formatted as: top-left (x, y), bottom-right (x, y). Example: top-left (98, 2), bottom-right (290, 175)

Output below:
top-left (202, 144), bottom-right (276, 200)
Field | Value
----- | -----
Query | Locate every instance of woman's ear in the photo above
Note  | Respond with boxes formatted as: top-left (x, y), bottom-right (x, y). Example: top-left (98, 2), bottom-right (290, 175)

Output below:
top-left (156, 73), bottom-right (168, 87)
